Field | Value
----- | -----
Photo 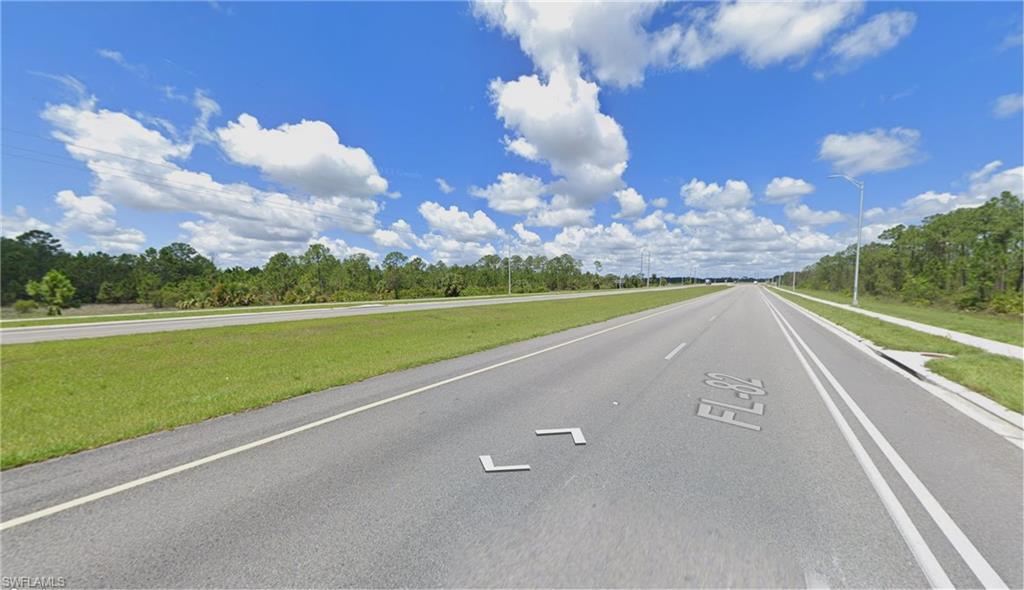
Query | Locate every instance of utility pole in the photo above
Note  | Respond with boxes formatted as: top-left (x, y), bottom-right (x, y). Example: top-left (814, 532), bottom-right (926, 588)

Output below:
top-left (506, 241), bottom-right (512, 295)
top-left (829, 174), bottom-right (866, 306)
top-left (791, 269), bottom-right (796, 290)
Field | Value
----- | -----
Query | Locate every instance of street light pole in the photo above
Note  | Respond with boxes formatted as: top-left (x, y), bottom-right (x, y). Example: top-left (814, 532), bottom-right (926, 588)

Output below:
top-left (507, 241), bottom-right (512, 295)
top-left (829, 174), bottom-right (865, 307)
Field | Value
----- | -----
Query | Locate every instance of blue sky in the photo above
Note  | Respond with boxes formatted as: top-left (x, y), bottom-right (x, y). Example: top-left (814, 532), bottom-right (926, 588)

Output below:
top-left (2, 1), bottom-right (1022, 276)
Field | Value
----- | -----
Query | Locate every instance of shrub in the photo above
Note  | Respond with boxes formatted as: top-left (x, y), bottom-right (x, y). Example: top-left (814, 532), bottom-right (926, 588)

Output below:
top-left (988, 291), bottom-right (1024, 314)
top-left (13, 299), bottom-right (37, 314)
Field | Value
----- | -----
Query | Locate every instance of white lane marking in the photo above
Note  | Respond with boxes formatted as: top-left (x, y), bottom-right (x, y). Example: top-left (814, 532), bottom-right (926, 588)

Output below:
top-left (664, 341), bottom-right (687, 360)
top-left (771, 293), bottom-right (1024, 448)
top-left (758, 292), bottom-right (953, 589)
top-left (764, 292), bottom-right (1008, 589)
top-left (535, 428), bottom-right (586, 445)
top-left (803, 569), bottom-right (830, 589)
top-left (0, 292), bottom-right (726, 532)
top-left (708, 315), bottom-right (717, 322)
top-left (479, 455), bottom-right (530, 472)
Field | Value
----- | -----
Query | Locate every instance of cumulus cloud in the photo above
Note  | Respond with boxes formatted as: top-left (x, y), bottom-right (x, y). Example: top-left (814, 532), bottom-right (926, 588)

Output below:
top-left (470, 172), bottom-right (546, 215)
top-left (216, 113), bottom-right (388, 199)
top-left (783, 202), bottom-right (845, 226)
top-left (490, 69), bottom-right (628, 207)
top-left (828, 11), bottom-right (916, 70)
top-left (512, 222), bottom-right (541, 246)
top-left (435, 177), bottom-right (455, 194)
top-left (54, 190), bottom-right (147, 252)
top-left (524, 195), bottom-right (594, 227)
top-left (819, 127), bottom-right (921, 175)
top-left (764, 176), bottom-right (815, 203)
top-left (40, 95), bottom-right (392, 266)
top-left (992, 93), bottom-right (1023, 118)
top-left (681, 178), bottom-right (753, 209)
top-left (612, 187), bottom-right (646, 219)
top-left (372, 219), bottom-right (422, 251)
top-left (1, 206), bottom-right (53, 238)
top-left (418, 201), bottom-right (504, 242)
top-left (668, 1), bottom-right (862, 69)
top-left (650, 197), bottom-right (669, 209)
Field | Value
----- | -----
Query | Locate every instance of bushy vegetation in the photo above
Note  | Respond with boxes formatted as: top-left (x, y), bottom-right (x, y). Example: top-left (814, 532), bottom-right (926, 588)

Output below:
top-left (792, 193), bottom-right (1023, 314)
top-left (1, 231), bottom-right (656, 310)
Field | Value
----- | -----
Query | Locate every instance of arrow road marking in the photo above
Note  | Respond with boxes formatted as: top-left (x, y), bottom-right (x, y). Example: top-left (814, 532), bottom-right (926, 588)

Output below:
top-left (479, 455), bottom-right (530, 472)
top-left (535, 428), bottom-right (586, 445)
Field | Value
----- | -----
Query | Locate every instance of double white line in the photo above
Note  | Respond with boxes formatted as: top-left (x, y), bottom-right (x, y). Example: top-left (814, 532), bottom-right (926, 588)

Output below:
top-left (760, 290), bottom-right (1007, 590)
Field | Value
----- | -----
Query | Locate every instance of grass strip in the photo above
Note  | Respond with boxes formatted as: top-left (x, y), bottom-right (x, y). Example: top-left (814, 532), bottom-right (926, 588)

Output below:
top-left (787, 287), bottom-right (1023, 348)
top-left (0, 285), bottom-right (726, 469)
top-left (0, 286), bottom-right (648, 328)
top-left (774, 289), bottom-right (1023, 414)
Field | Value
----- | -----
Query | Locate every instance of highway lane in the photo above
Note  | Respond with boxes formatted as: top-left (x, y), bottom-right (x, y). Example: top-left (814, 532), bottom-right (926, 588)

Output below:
top-left (1, 285), bottom-right (1020, 588)
top-left (0, 285), bottom-right (702, 345)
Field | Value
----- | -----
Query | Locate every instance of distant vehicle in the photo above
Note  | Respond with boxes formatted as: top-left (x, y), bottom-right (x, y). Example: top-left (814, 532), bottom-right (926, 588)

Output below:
top-left (753, 280), bottom-right (759, 284)
top-left (705, 279), bottom-right (711, 284)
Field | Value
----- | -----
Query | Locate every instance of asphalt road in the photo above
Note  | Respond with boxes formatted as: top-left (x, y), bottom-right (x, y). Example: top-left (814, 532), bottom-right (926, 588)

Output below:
top-left (0, 285), bottom-right (700, 344)
top-left (1, 285), bottom-right (1020, 588)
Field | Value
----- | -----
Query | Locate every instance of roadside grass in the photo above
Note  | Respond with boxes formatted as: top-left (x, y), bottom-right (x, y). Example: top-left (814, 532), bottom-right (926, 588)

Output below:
top-left (0, 285), bottom-right (726, 469)
top-left (0, 286), bottom-right (669, 328)
top-left (773, 289), bottom-right (1023, 414)
top-left (786, 287), bottom-right (1023, 348)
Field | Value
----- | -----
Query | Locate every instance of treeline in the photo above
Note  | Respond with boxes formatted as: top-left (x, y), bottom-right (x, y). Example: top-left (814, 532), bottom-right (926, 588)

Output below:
top-left (792, 192), bottom-right (1023, 313)
top-left (1, 231), bottom-right (653, 311)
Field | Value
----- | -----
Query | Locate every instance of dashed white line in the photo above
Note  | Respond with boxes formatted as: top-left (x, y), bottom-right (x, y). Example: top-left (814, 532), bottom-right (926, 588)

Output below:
top-left (664, 341), bottom-right (688, 360)
top-left (0, 292), bottom-right (725, 532)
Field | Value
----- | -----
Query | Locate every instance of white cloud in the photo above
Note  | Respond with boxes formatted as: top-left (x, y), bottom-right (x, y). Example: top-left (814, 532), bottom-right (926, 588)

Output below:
top-left (681, 178), bottom-right (753, 210)
top-left (612, 187), bottom-right (646, 219)
top-left (512, 222), bottom-right (541, 246)
top-left (669, 1), bottom-right (862, 69)
top-left (191, 89), bottom-right (221, 143)
top-left (819, 127), bottom-right (921, 175)
top-left (490, 69), bottom-right (628, 207)
top-left (764, 176), bottom-right (815, 203)
top-left (419, 233), bottom-right (497, 265)
top-left (418, 201), bottom-right (504, 242)
top-left (969, 162), bottom-right (1023, 199)
top-left (1, 206), bottom-right (52, 238)
top-left (969, 160), bottom-right (1004, 183)
top-left (97, 48), bottom-right (146, 76)
top-left (216, 113), bottom-right (388, 199)
top-left (992, 93), bottom-right (1023, 118)
top-left (633, 210), bottom-right (670, 232)
top-left (54, 189), bottom-right (146, 252)
top-left (524, 195), bottom-right (594, 227)
top-left (470, 172), bottom-right (546, 215)
top-left (435, 177), bottom-right (455, 194)
top-left (829, 11), bottom-right (916, 68)
top-left (474, 1), bottom-right (663, 88)
top-left (650, 197), bottom-right (669, 209)
top-left (40, 97), bottom-right (393, 264)
top-left (372, 219), bottom-right (422, 251)
top-left (783, 202), bottom-right (845, 226)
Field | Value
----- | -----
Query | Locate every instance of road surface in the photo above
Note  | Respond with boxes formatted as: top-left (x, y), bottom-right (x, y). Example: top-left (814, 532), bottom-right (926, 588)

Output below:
top-left (1, 285), bottom-right (1020, 588)
top-left (0, 286), bottom-right (699, 345)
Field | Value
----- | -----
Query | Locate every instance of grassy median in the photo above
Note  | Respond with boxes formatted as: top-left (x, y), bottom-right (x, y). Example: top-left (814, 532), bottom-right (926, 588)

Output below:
top-left (0, 285), bottom-right (726, 469)
top-left (773, 289), bottom-right (1022, 413)
top-left (787, 287), bottom-right (1023, 348)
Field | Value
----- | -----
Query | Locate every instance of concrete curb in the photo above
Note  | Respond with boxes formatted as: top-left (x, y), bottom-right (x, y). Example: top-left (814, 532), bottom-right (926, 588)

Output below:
top-left (766, 288), bottom-right (1024, 449)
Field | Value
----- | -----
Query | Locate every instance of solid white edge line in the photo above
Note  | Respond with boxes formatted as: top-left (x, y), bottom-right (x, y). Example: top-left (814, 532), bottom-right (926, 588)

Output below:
top-left (770, 290), bottom-right (1024, 447)
top-left (757, 291), bottom-right (953, 590)
top-left (664, 341), bottom-right (687, 360)
top-left (764, 290), bottom-right (1009, 590)
top-left (0, 289), bottom-right (728, 532)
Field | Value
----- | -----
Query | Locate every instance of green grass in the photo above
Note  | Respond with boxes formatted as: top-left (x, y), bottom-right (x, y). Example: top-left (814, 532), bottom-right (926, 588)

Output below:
top-left (785, 287), bottom-right (1023, 348)
top-left (0, 286), bottom-right (665, 328)
top-left (0, 285), bottom-right (726, 469)
top-left (774, 289), bottom-right (1023, 414)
